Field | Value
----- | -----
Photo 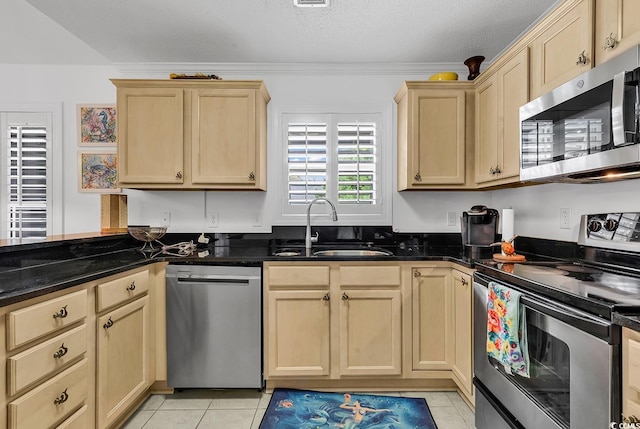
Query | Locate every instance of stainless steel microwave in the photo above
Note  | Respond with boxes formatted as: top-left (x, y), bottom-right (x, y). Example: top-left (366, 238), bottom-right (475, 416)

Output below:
top-left (519, 45), bottom-right (640, 183)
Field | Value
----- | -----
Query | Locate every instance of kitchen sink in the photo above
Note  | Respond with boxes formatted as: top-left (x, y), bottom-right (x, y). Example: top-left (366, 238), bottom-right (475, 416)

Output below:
top-left (312, 249), bottom-right (393, 257)
top-left (273, 250), bottom-right (303, 257)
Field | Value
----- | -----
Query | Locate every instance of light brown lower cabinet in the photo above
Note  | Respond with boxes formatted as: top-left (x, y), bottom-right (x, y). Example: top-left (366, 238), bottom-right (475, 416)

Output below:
top-left (96, 295), bottom-right (150, 429)
top-left (623, 327), bottom-right (640, 421)
top-left (264, 261), bottom-right (474, 404)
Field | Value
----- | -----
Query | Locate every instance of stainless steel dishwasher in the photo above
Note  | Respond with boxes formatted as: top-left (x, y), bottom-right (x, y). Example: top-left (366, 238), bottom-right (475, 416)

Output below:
top-left (165, 265), bottom-right (263, 389)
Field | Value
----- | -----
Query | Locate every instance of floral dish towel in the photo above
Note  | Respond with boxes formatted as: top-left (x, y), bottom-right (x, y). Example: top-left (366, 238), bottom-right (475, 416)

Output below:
top-left (486, 281), bottom-right (530, 378)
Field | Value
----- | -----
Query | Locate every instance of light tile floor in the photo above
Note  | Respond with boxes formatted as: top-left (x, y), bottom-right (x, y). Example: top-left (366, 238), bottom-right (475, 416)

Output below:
top-left (121, 389), bottom-right (475, 429)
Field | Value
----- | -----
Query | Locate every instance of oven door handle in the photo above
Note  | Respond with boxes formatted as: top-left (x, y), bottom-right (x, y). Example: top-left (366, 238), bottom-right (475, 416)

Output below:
top-left (474, 273), bottom-right (614, 342)
top-left (519, 295), bottom-right (612, 341)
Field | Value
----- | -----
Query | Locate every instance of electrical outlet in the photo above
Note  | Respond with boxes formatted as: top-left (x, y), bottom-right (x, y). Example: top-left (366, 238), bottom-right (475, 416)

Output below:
top-left (447, 211), bottom-right (457, 226)
top-left (560, 208), bottom-right (571, 229)
top-left (253, 211), bottom-right (262, 227)
top-left (160, 211), bottom-right (171, 227)
top-left (207, 212), bottom-right (219, 228)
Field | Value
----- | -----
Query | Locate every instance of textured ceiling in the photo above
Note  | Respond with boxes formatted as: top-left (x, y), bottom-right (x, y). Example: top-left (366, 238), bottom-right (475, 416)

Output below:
top-left (24, 0), bottom-right (559, 64)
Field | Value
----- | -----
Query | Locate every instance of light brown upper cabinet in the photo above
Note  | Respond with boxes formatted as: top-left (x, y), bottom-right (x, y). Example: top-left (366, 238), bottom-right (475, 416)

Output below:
top-left (112, 79), bottom-right (270, 190)
top-left (529, 0), bottom-right (594, 100)
top-left (395, 82), bottom-right (475, 190)
top-left (594, 0), bottom-right (640, 65)
top-left (475, 48), bottom-right (529, 187)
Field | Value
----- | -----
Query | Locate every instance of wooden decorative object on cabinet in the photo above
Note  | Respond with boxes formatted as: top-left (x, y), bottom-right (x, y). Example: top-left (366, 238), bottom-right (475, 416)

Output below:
top-left (395, 82), bottom-right (475, 190)
top-left (595, 0), bottom-right (640, 65)
top-left (529, 0), bottom-right (594, 99)
top-left (111, 79), bottom-right (270, 190)
top-left (475, 48), bottom-right (529, 187)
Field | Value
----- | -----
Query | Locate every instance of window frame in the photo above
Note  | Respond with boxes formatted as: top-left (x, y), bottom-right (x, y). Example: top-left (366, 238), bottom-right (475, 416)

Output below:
top-left (275, 105), bottom-right (392, 226)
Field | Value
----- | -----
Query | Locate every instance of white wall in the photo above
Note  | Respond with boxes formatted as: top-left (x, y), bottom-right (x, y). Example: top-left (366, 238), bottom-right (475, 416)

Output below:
top-left (3, 0), bottom-right (640, 242)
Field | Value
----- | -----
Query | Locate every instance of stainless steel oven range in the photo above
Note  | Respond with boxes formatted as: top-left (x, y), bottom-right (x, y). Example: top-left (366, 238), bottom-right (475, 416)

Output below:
top-left (473, 212), bottom-right (640, 429)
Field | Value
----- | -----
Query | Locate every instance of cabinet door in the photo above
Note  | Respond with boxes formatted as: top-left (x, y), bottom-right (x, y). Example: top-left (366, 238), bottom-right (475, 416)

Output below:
top-left (191, 88), bottom-right (262, 188)
top-left (530, 0), bottom-right (594, 99)
top-left (497, 48), bottom-right (529, 181)
top-left (595, 0), bottom-right (640, 65)
top-left (266, 290), bottom-right (331, 377)
top-left (116, 87), bottom-right (184, 185)
top-left (409, 89), bottom-right (466, 185)
top-left (451, 269), bottom-right (473, 397)
top-left (338, 289), bottom-right (402, 376)
top-left (475, 75), bottom-right (499, 184)
top-left (411, 267), bottom-right (453, 370)
top-left (96, 296), bottom-right (149, 429)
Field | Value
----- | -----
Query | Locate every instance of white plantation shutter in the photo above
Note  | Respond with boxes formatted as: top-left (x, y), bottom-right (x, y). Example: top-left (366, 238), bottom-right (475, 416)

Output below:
top-left (7, 125), bottom-right (47, 239)
top-left (287, 123), bottom-right (328, 204)
top-left (282, 112), bottom-right (386, 222)
top-left (337, 122), bottom-right (376, 204)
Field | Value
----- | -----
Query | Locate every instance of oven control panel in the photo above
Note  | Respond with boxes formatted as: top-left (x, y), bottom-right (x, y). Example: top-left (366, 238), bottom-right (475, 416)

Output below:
top-left (579, 212), bottom-right (640, 250)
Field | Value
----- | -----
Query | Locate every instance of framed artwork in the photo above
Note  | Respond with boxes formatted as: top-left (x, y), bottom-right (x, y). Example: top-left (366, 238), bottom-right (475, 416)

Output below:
top-left (78, 152), bottom-right (120, 193)
top-left (78, 104), bottom-right (116, 145)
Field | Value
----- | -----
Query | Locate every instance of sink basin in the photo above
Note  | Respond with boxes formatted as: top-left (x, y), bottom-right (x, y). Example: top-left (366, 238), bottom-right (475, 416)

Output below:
top-left (273, 250), bottom-right (302, 257)
top-left (313, 249), bottom-right (393, 257)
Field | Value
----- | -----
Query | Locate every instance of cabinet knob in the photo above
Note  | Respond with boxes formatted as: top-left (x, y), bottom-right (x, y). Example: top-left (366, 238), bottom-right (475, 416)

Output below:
top-left (576, 50), bottom-right (588, 65)
top-left (603, 33), bottom-right (617, 50)
top-left (103, 317), bottom-right (114, 330)
top-left (413, 271), bottom-right (422, 278)
top-left (494, 166), bottom-right (501, 174)
top-left (460, 277), bottom-right (469, 286)
top-left (322, 293), bottom-right (330, 301)
top-left (175, 171), bottom-right (183, 180)
top-left (53, 389), bottom-right (69, 405)
top-left (53, 343), bottom-right (68, 359)
top-left (414, 173), bottom-right (422, 182)
top-left (126, 281), bottom-right (136, 291)
top-left (52, 305), bottom-right (68, 319)
top-left (249, 171), bottom-right (255, 181)
top-left (342, 292), bottom-right (349, 301)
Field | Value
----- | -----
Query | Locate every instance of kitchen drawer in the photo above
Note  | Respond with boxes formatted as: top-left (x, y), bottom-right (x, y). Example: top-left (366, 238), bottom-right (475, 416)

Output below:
top-left (628, 338), bottom-right (640, 392)
top-left (96, 269), bottom-right (149, 312)
top-left (339, 265), bottom-right (401, 287)
top-left (55, 404), bottom-right (88, 429)
top-left (8, 358), bottom-right (88, 429)
top-left (266, 265), bottom-right (330, 288)
top-left (7, 290), bottom-right (87, 350)
top-left (8, 325), bottom-right (87, 396)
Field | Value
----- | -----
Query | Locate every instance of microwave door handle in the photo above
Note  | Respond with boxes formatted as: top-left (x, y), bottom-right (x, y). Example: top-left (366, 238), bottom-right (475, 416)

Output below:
top-left (611, 71), bottom-right (627, 146)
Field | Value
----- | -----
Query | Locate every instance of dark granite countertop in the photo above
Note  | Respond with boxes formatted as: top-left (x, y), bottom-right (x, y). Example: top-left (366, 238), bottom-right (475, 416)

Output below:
top-left (0, 230), bottom-right (474, 308)
top-left (613, 313), bottom-right (640, 332)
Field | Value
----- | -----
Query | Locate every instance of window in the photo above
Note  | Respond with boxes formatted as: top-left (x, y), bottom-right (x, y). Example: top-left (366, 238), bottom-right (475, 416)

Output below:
top-left (0, 107), bottom-right (61, 240)
top-left (7, 124), bottom-right (47, 239)
top-left (280, 111), bottom-right (391, 225)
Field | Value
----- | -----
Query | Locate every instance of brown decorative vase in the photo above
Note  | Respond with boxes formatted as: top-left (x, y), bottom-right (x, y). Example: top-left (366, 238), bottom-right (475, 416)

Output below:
top-left (464, 55), bottom-right (485, 80)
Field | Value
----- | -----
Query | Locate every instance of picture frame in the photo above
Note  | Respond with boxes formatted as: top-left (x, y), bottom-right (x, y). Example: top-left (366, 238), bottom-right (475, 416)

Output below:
top-left (78, 151), bottom-right (120, 193)
top-left (77, 104), bottom-right (116, 145)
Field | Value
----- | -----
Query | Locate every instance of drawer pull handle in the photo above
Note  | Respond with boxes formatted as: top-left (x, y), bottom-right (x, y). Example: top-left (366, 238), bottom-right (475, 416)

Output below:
top-left (460, 278), bottom-right (469, 286)
top-left (176, 171), bottom-right (183, 180)
top-left (103, 317), bottom-right (114, 330)
top-left (53, 389), bottom-right (69, 405)
top-left (576, 50), bottom-right (588, 65)
top-left (249, 171), bottom-right (255, 181)
top-left (126, 281), bottom-right (136, 291)
top-left (342, 292), bottom-right (349, 301)
top-left (413, 271), bottom-right (421, 278)
top-left (603, 33), bottom-right (617, 50)
top-left (52, 305), bottom-right (68, 319)
top-left (322, 293), bottom-right (330, 301)
top-left (414, 173), bottom-right (422, 182)
top-left (53, 343), bottom-right (68, 359)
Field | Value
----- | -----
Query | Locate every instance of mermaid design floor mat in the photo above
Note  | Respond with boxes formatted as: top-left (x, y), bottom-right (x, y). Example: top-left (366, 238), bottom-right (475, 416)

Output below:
top-left (259, 388), bottom-right (438, 429)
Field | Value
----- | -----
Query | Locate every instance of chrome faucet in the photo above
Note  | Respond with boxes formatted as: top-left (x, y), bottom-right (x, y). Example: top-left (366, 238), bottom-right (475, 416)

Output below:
top-left (306, 197), bottom-right (338, 256)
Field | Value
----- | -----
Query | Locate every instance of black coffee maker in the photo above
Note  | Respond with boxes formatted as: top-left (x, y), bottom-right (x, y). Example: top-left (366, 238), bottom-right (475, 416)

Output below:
top-left (461, 205), bottom-right (499, 259)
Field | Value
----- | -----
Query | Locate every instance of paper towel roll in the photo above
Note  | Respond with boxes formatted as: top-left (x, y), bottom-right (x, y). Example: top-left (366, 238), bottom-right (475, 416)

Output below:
top-left (502, 208), bottom-right (514, 242)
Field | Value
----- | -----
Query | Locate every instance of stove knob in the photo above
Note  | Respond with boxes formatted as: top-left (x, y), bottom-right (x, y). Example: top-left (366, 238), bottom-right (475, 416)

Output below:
top-left (604, 219), bottom-right (619, 231)
top-left (588, 219), bottom-right (602, 232)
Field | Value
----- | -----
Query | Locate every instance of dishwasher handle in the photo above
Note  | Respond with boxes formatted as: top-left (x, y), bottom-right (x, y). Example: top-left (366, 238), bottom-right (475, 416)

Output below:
top-left (172, 276), bottom-right (252, 284)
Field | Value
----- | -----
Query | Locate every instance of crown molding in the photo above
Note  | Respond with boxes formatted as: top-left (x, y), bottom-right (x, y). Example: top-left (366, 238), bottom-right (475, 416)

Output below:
top-left (112, 61), bottom-right (475, 78)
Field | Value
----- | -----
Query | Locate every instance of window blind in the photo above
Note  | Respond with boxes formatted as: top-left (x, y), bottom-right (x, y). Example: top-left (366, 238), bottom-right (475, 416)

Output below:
top-left (287, 123), bottom-right (328, 204)
top-left (337, 122), bottom-right (376, 204)
top-left (7, 125), bottom-right (47, 239)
